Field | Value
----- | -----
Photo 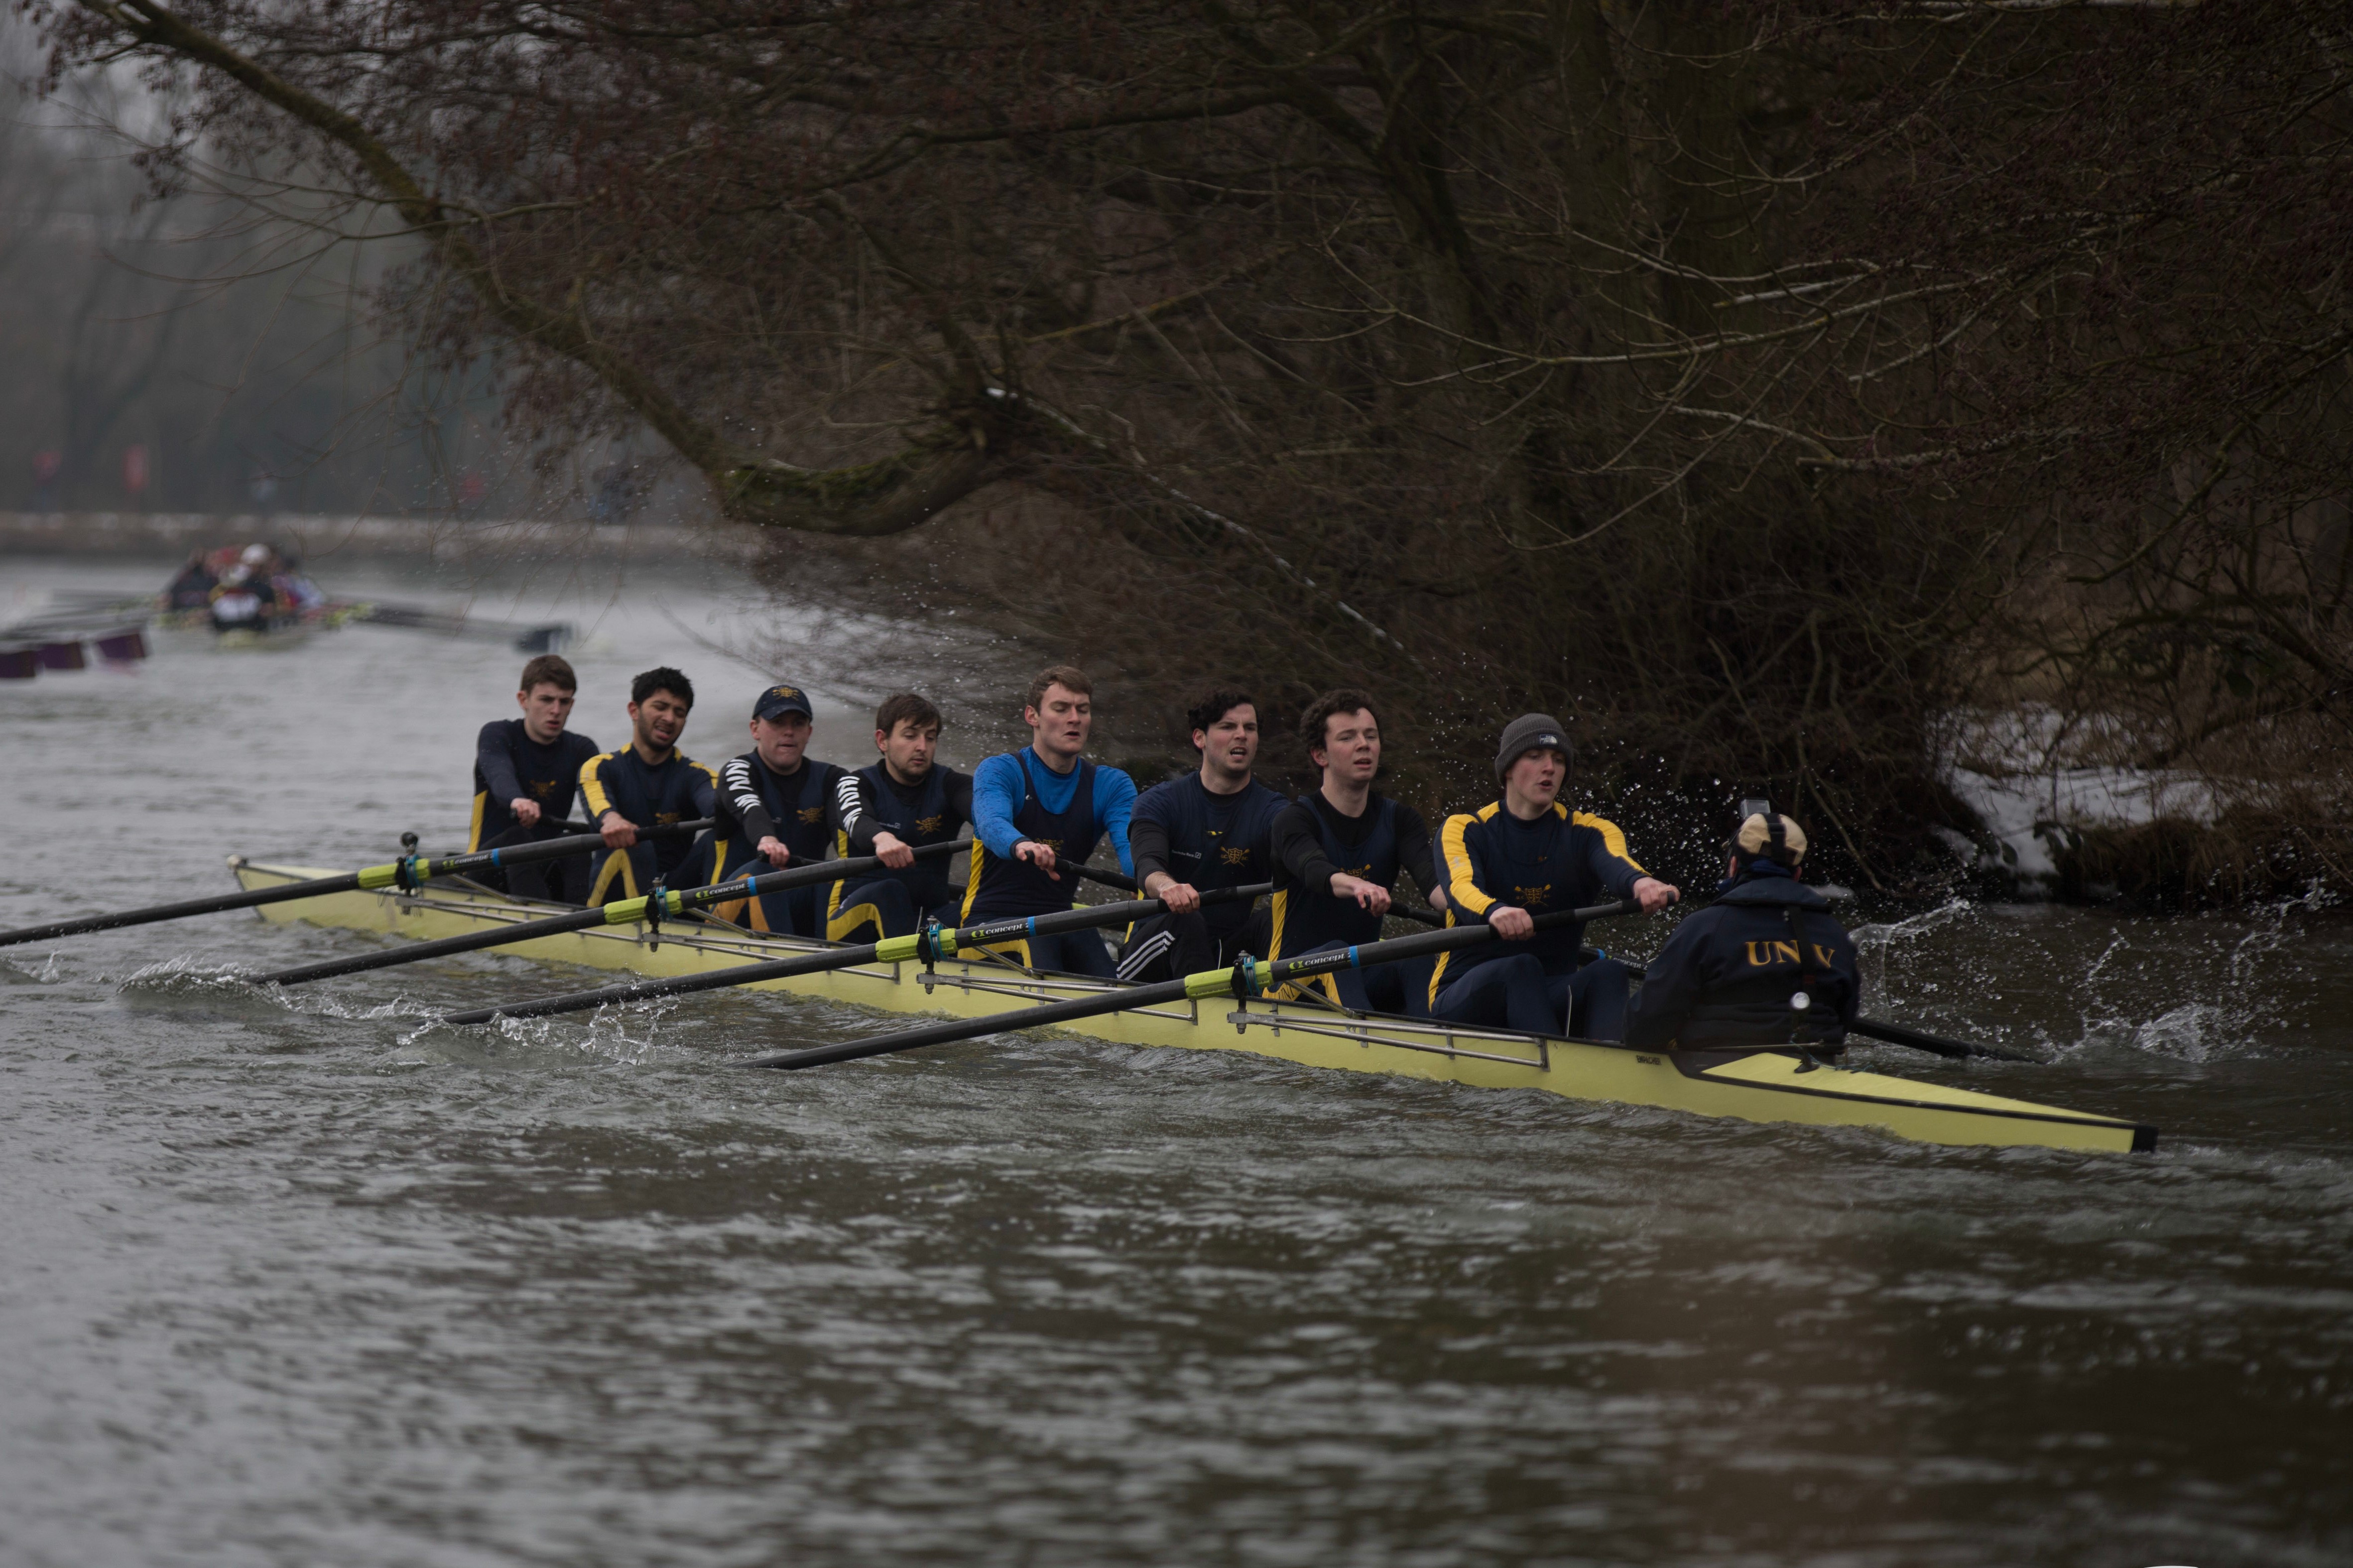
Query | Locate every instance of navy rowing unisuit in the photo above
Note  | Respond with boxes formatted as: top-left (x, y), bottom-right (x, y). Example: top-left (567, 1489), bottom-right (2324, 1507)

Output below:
top-left (578, 744), bottom-right (718, 902)
top-left (470, 719), bottom-right (600, 851)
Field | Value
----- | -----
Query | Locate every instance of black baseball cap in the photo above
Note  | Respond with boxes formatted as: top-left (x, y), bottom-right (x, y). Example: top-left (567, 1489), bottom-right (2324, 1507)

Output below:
top-left (752, 683), bottom-right (814, 722)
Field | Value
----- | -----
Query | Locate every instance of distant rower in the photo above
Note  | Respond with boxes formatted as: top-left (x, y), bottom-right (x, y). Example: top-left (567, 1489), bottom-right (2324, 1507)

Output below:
top-left (1429, 714), bottom-right (1676, 1041)
top-left (1626, 807), bottom-right (1859, 1052)
top-left (962, 665), bottom-right (1136, 976)
top-left (1265, 688), bottom-right (1448, 1012)
top-left (828, 692), bottom-right (975, 940)
top-left (469, 653), bottom-right (600, 904)
top-left (579, 666), bottom-right (717, 904)
top-left (1120, 686), bottom-right (1285, 982)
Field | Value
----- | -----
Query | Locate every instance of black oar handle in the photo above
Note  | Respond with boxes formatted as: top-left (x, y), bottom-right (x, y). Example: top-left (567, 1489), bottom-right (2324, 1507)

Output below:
top-left (263, 839), bottom-right (967, 987)
top-left (1607, 955), bottom-right (2032, 1063)
top-left (1846, 1015), bottom-right (2037, 1064)
top-left (0, 818), bottom-right (712, 949)
top-left (753, 897), bottom-right (1645, 1071)
top-left (934, 880), bottom-right (1267, 957)
top-left (443, 881), bottom-right (1274, 1027)
top-left (1249, 899), bottom-right (1639, 989)
top-left (1078, 859), bottom-right (1446, 927)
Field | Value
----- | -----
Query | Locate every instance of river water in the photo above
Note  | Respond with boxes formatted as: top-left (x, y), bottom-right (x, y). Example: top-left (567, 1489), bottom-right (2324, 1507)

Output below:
top-left (2, 554), bottom-right (2348, 1568)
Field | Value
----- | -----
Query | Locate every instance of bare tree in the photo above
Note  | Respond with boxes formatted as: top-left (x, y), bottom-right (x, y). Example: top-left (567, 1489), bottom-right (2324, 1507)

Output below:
top-left (30, 0), bottom-right (2351, 888)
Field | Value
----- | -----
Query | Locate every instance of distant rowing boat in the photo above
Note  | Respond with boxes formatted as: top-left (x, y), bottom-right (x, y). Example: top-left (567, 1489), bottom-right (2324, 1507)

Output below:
top-left (230, 858), bottom-right (2157, 1154)
top-left (0, 585), bottom-right (574, 679)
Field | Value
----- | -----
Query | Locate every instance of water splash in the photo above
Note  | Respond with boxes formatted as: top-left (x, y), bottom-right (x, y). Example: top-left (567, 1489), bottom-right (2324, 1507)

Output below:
top-left (117, 953), bottom-right (270, 995)
top-left (394, 991), bottom-right (693, 1067)
top-left (1, 951), bottom-right (69, 985)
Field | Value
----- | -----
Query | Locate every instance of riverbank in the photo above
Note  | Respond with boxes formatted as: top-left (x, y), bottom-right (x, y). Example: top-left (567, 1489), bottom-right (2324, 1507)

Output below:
top-left (0, 509), bottom-right (761, 566)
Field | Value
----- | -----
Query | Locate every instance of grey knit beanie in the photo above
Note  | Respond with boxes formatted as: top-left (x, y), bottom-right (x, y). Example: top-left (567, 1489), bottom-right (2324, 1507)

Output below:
top-left (1494, 713), bottom-right (1571, 781)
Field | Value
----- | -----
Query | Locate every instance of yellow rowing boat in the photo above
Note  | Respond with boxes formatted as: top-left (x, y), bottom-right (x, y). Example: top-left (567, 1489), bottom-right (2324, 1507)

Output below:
top-left (231, 857), bottom-right (2157, 1154)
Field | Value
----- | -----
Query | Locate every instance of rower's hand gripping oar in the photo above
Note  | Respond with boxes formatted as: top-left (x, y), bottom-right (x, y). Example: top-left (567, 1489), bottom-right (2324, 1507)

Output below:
top-left (0, 820), bottom-right (713, 949)
top-left (1073, 859), bottom-right (1445, 927)
top-left (750, 898), bottom-right (1646, 1071)
top-left (440, 880), bottom-right (1278, 1026)
top-left (258, 839), bottom-right (969, 986)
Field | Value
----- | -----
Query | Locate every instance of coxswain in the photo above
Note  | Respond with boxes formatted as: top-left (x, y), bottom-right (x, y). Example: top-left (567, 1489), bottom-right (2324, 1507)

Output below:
top-left (1264, 688), bottom-right (1449, 1011)
top-left (1428, 714), bottom-right (1677, 1040)
top-left (695, 682), bottom-right (877, 937)
top-left (1625, 807), bottom-right (1860, 1052)
top-left (578, 666), bottom-right (718, 904)
top-left (826, 692), bottom-right (976, 940)
top-left (1117, 686), bottom-right (1287, 981)
top-left (469, 653), bottom-right (601, 903)
top-left (962, 665), bottom-right (1136, 976)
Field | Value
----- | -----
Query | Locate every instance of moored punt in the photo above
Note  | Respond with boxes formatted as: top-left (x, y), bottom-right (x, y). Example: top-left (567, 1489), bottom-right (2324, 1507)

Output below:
top-left (228, 857), bottom-right (2158, 1154)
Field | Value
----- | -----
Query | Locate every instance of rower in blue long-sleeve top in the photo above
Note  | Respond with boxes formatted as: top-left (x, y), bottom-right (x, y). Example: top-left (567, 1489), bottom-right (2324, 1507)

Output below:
top-left (960, 664), bottom-right (1135, 976)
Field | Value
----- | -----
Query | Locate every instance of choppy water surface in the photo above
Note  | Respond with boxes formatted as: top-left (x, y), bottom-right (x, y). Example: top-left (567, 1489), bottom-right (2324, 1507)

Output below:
top-left (2, 555), bottom-right (2348, 1568)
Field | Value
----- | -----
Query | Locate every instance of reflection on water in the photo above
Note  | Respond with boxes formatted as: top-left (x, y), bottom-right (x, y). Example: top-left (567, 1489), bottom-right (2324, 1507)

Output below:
top-left (2, 555), bottom-right (2349, 1567)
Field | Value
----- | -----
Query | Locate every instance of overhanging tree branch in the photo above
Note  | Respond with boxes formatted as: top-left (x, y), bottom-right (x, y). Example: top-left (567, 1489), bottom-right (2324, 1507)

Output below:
top-left (77, 0), bottom-right (999, 535)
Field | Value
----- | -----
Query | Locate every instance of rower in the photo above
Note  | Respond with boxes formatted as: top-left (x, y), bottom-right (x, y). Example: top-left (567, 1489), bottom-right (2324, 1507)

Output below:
top-left (826, 692), bottom-right (975, 940)
top-left (1118, 686), bottom-right (1286, 982)
top-left (1265, 688), bottom-right (1449, 1012)
top-left (1626, 806), bottom-right (1860, 1053)
top-left (1428, 714), bottom-right (1677, 1040)
top-left (578, 666), bottom-right (718, 905)
top-left (696, 682), bottom-right (880, 937)
top-left (469, 653), bottom-right (601, 903)
top-left (962, 664), bottom-right (1136, 976)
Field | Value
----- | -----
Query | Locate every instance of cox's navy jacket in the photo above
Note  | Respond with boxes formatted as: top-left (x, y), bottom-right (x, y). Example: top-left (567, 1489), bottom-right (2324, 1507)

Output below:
top-left (1624, 867), bottom-right (1860, 1049)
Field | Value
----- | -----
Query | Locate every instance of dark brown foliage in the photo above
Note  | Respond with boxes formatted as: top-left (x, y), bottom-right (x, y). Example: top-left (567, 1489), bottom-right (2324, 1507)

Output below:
top-left (32, 0), bottom-right (2353, 889)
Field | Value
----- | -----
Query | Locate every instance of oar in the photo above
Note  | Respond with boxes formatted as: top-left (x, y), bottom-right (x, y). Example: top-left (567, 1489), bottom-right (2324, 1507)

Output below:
top-left (0, 820), bottom-right (712, 948)
top-left (441, 880), bottom-right (1278, 1026)
top-left (750, 898), bottom-right (1645, 1071)
top-left (1088, 858), bottom-right (1445, 926)
top-left (258, 840), bottom-right (969, 986)
top-left (1607, 956), bottom-right (2035, 1064)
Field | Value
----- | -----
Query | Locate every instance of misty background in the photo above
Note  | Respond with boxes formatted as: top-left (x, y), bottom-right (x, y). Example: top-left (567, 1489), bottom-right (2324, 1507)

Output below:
top-left (0, 41), bottom-right (643, 524)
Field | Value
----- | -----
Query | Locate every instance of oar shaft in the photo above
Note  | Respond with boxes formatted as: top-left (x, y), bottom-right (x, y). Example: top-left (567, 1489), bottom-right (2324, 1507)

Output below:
top-left (1251, 899), bottom-right (1637, 986)
top-left (264, 903), bottom-right (611, 985)
top-left (749, 978), bottom-right (1197, 1070)
top-left (0, 818), bottom-right (711, 949)
top-left (1073, 859), bottom-right (1443, 926)
top-left (753, 898), bottom-right (1642, 1070)
top-left (445, 881), bottom-right (1274, 1026)
top-left (1846, 1015), bottom-right (2035, 1063)
top-left (263, 839), bottom-right (966, 986)
top-left (0, 871), bottom-right (364, 946)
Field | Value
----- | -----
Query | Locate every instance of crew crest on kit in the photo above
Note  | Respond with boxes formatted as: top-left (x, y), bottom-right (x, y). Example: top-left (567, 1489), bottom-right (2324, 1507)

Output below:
top-left (461, 662), bottom-right (1857, 1049)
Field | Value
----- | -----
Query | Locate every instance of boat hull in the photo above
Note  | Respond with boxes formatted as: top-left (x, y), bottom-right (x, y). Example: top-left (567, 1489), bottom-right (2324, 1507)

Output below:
top-left (230, 859), bottom-right (2156, 1154)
